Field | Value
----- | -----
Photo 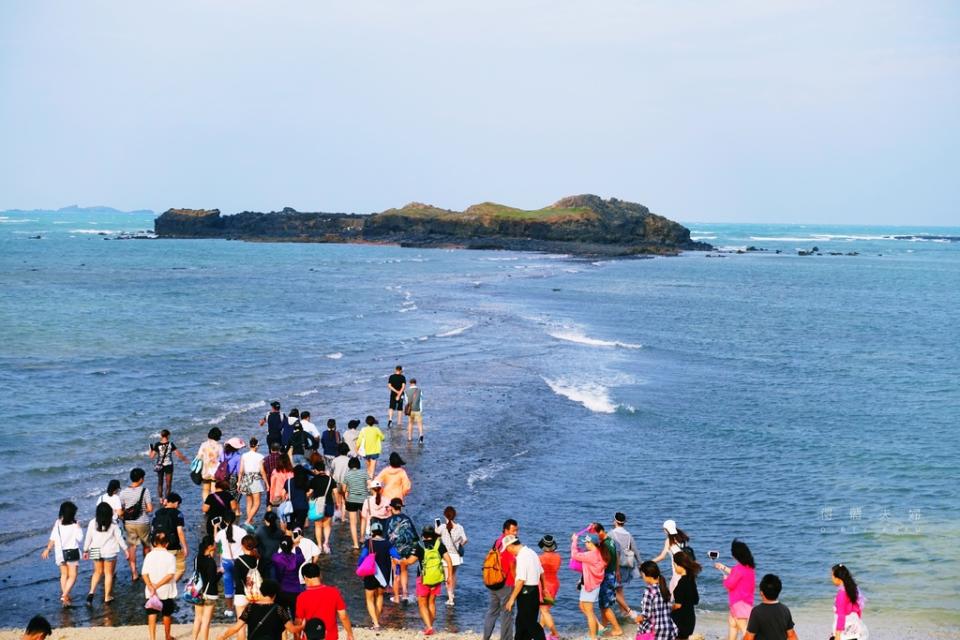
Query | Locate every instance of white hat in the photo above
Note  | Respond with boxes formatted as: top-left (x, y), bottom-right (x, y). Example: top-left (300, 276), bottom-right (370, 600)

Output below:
top-left (663, 519), bottom-right (678, 535)
top-left (500, 534), bottom-right (520, 552)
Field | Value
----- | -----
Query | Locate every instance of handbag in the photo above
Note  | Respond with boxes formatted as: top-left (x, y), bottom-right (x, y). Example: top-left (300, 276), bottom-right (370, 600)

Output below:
top-left (89, 547), bottom-right (102, 560)
top-left (190, 457), bottom-right (204, 485)
top-left (307, 476), bottom-right (333, 521)
top-left (356, 541), bottom-right (377, 577)
top-left (145, 593), bottom-right (164, 611)
top-left (182, 558), bottom-right (205, 605)
top-left (635, 632), bottom-right (655, 640)
top-left (58, 525), bottom-right (80, 563)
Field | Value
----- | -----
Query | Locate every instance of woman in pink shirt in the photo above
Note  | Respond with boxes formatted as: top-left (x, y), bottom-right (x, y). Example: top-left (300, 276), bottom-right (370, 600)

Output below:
top-left (571, 532), bottom-right (605, 640)
top-left (713, 539), bottom-right (756, 640)
top-left (831, 564), bottom-right (866, 640)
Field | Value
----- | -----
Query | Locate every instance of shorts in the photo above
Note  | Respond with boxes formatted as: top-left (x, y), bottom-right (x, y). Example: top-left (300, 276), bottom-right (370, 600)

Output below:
top-left (345, 502), bottom-right (363, 513)
top-left (598, 572), bottom-right (618, 610)
top-left (365, 453), bottom-right (379, 461)
top-left (731, 601), bottom-right (753, 619)
top-left (416, 577), bottom-right (442, 598)
top-left (235, 594), bottom-right (248, 607)
top-left (156, 464), bottom-right (173, 476)
top-left (410, 410), bottom-right (422, 419)
top-left (147, 598), bottom-right (176, 617)
top-left (125, 523), bottom-right (151, 547)
top-left (221, 558), bottom-right (236, 598)
top-left (323, 502), bottom-right (335, 518)
top-left (579, 585), bottom-right (600, 603)
top-left (389, 394), bottom-right (404, 410)
top-left (619, 565), bottom-right (635, 586)
top-left (240, 474), bottom-right (265, 496)
top-left (174, 549), bottom-right (186, 575)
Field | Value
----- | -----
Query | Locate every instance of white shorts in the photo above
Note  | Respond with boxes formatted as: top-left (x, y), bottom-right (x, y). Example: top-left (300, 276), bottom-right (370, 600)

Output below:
top-left (234, 594), bottom-right (248, 607)
top-left (579, 586), bottom-right (600, 603)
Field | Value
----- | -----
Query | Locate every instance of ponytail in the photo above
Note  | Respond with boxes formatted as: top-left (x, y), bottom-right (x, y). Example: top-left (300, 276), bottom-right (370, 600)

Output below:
top-left (832, 564), bottom-right (859, 605)
top-left (444, 506), bottom-right (456, 532)
top-left (658, 575), bottom-right (670, 601)
top-left (639, 560), bottom-right (670, 600)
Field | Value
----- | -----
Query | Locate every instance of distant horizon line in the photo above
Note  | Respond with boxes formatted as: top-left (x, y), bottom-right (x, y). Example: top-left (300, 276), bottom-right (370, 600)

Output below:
top-left (1, 204), bottom-right (957, 229)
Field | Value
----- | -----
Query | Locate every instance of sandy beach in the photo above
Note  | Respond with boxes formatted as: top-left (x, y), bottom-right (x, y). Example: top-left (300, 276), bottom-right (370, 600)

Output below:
top-left (3, 608), bottom-right (959, 640)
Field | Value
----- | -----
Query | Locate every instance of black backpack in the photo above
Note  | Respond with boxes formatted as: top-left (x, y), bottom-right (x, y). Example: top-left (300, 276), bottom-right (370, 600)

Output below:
top-left (267, 412), bottom-right (285, 440)
top-left (679, 543), bottom-right (696, 561)
top-left (151, 508), bottom-right (180, 544)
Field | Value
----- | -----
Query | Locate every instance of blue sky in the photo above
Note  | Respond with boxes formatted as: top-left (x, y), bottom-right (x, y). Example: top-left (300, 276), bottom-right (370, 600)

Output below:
top-left (1, 1), bottom-right (958, 224)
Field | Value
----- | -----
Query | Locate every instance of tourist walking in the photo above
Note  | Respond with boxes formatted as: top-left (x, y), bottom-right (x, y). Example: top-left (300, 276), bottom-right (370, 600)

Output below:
top-left (232, 535), bottom-right (262, 628)
top-left (831, 564), bottom-right (866, 640)
top-left (83, 501), bottom-right (127, 604)
top-left (40, 501), bottom-right (83, 607)
top-left (149, 429), bottom-right (188, 501)
top-left (537, 535), bottom-right (561, 640)
top-left (299, 410), bottom-right (320, 444)
top-left (652, 519), bottom-right (691, 595)
top-left (745, 574), bottom-right (798, 640)
top-left (203, 479), bottom-right (238, 537)
top-left (570, 531), bottom-right (605, 640)
top-left (320, 419), bottom-right (342, 466)
top-left (413, 525), bottom-right (453, 635)
top-left (385, 498), bottom-right (419, 604)
top-left (220, 438), bottom-right (245, 497)
top-left (120, 467), bottom-right (153, 581)
top-left (387, 365), bottom-right (406, 429)
top-left (284, 466), bottom-right (312, 531)
top-left (437, 505), bottom-right (468, 606)
top-left (150, 492), bottom-right (189, 581)
top-left (374, 452), bottom-right (411, 503)
top-left (190, 536), bottom-right (220, 640)
top-left (483, 519), bottom-right (519, 640)
top-left (343, 419), bottom-right (360, 457)
top-left (307, 463), bottom-right (337, 554)
top-left (502, 535), bottom-right (545, 640)
top-left (715, 539), bottom-right (756, 640)
top-left (356, 416), bottom-right (384, 477)
top-left (405, 378), bottom-right (424, 443)
top-left (288, 418), bottom-right (316, 469)
top-left (217, 579), bottom-right (299, 640)
top-left (358, 521), bottom-right (400, 630)
top-left (259, 401), bottom-right (288, 450)
top-left (197, 427), bottom-right (224, 502)
top-left (609, 512), bottom-right (639, 617)
top-left (238, 437), bottom-right (269, 525)
top-left (671, 551), bottom-right (701, 639)
top-left (215, 510), bottom-right (248, 619)
top-left (267, 452), bottom-right (294, 515)
top-left (142, 531), bottom-right (178, 640)
top-left (96, 479), bottom-right (123, 522)
top-left (634, 560), bottom-right (679, 640)
top-left (294, 563), bottom-right (355, 640)
top-left (342, 457), bottom-right (368, 549)
top-left (360, 480), bottom-right (391, 541)
top-left (272, 537), bottom-right (304, 618)
top-left (330, 442), bottom-right (352, 521)
top-left (255, 511), bottom-right (285, 580)
top-left (593, 523), bottom-right (624, 637)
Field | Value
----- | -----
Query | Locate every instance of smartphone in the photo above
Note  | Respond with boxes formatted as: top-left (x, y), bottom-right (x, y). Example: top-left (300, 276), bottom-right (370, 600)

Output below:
top-left (435, 518), bottom-right (442, 529)
top-left (708, 550), bottom-right (720, 560)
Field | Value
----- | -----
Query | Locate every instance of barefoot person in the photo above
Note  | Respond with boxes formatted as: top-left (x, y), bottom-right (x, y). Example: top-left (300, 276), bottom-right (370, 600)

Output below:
top-left (570, 532), bottom-right (605, 640)
top-left (82, 501), bottom-right (127, 604)
top-left (358, 521), bottom-right (400, 630)
top-left (40, 501), bottom-right (83, 607)
top-left (537, 535), bottom-right (561, 640)
top-left (715, 539), bottom-right (757, 640)
top-left (191, 536), bottom-right (220, 640)
top-left (652, 519), bottom-right (691, 595)
top-left (142, 532), bottom-right (178, 640)
top-left (217, 579), bottom-right (298, 640)
top-left (149, 429), bottom-right (188, 501)
top-left (197, 428), bottom-right (224, 502)
top-left (405, 378), bottom-right (424, 443)
top-left (672, 551), bottom-right (702, 640)
top-left (483, 519), bottom-right (518, 640)
top-left (120, 467), bottom-right (153, 581)
top-left (502, 534), bottom-right (546, 640)
top-left (237, 437), bottom-right (269, 525)
top-left (356, 416), bottom-right (384, 478)
top-left (343, 457), bottom-right (368, 549)
top-left (593, 523), bottom-right (624, 637)
top-left (438, 506), bottom-right (468, 606)
top-left (386, 365), bottom-right (406, 429)
top-left (294, 563), bottom-right (355, 640)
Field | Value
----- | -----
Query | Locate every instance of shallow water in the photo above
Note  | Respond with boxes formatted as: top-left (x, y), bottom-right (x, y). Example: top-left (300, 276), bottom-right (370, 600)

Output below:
top-left (0, 212), bottom-right (958, 631)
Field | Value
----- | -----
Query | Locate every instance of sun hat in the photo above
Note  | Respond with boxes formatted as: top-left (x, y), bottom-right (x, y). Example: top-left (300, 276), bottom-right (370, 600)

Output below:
top-left (538, 535), bottom-right (557, 551)
top-left (500, 534), bottom-right (521, 551)
top-left (225, 437), bottom-right (245, 449)
top-left (663, 519), bottom-right (678, 535)
top-left (369, 480), bottom-right (383, 489)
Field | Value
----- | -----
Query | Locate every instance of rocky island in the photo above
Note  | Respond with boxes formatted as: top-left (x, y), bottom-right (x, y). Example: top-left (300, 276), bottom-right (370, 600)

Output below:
top-left (154, 194), bottom-right (712, 256)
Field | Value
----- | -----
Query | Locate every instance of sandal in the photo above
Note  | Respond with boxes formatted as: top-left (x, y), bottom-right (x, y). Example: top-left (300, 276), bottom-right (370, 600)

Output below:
top-left (86, 593), bottom-right (94, 605)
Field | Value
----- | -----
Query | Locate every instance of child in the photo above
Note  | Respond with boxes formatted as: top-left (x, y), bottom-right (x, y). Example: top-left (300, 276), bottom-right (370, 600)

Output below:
top-left (635, 560), bottom-right (678, 640)
top-left (744, 574), bottom-right (799, 640)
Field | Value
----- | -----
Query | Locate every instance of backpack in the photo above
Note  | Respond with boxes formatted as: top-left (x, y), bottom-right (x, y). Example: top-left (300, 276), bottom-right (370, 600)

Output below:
top-left (122, 488), bottom-right (146, 521)
top-left (421, 539), bottom-right (445, 586)
top-left (214, 459), bottom-right (230, 483)
top-left (238, 556), bottom-right (263, 602)
top-left (482, 542), bottom-right (506, 590)
top-left (151, 508), bottom-right (179, 544)
top-left (679, 543), bottom-right (696, 561)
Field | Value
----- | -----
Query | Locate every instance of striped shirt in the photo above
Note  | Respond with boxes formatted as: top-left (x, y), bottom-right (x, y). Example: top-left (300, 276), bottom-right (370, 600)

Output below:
top-left (343, 468), bottom-right (370, 504)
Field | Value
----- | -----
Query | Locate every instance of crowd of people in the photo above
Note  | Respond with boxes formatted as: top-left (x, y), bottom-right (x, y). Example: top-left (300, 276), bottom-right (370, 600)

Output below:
top-left (35, 365), bottom-right (869, 640)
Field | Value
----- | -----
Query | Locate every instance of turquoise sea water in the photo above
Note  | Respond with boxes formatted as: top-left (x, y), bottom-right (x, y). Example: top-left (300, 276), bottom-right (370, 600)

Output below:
top-left (0, 210), bottom-right (958, 631)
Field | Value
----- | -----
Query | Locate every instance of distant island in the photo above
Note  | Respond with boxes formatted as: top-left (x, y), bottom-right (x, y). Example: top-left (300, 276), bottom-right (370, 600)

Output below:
top-left (154, 194), bottom-right (712, 256)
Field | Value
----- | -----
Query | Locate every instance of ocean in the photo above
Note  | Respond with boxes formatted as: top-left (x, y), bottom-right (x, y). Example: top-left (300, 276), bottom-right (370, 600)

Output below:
top-left (1, 210), bottom-right (958, 633)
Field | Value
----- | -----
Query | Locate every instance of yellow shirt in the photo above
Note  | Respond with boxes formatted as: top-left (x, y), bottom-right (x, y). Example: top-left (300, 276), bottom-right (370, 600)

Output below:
top-left (357, 426), bottom-right (384, 456)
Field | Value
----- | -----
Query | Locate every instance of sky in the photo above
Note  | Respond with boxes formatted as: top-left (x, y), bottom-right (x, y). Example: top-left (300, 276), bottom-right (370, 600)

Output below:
top-left (1, 1), bottom-right (958, 224)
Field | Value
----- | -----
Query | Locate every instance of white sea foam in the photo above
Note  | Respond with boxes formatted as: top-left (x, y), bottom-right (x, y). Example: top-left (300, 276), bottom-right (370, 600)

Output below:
top-left (294, 388), bottom-right (319, 397)
top-left (467, 460), bottom-right (510, 489)
top-left (69, 229), bottom-right (120, 234)
top-left (207, 400), bottom-right (267, 425)
top-left (748, 236), bottom-right (818, 242)
top-left (326, 352), bottom-right (343, 360)
top-left (548, 329), bottom-right (642, 349)
top-left (691, 235), bottom-right (717, 241)
top-left (542, 377), bottom-right (617, 414)
top-left (436, 323), bottom-right (474, 337)
top-left (398, 305), bottom-right (417, 313)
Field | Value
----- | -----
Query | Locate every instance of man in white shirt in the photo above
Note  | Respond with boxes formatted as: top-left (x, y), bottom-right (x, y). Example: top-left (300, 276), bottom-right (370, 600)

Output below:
top-left (141, 532), bottom-right (177, 640)
top-left (299, 410), bottom-right (320, 444)
top-left (292, 528), bottom-right (320, 583)
top-left (502, 535), bottom-right (546, 640)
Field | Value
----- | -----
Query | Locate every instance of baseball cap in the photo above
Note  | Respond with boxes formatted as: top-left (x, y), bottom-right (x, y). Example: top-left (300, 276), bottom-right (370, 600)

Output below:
top-left (663, 519), bottom-right (678, 535)
top-left (500, 534), bottom-right (520, 551)
top-left (270, 401), bottom-right (281, 409)
top-left (369, 480), bottom-right (383, 489)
